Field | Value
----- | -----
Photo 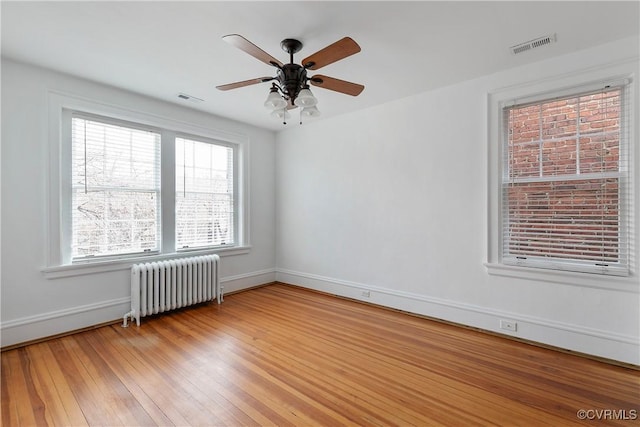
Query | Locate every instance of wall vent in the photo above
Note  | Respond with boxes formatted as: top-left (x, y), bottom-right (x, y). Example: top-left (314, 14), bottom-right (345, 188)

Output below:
top-left (510, 34), bottom-right (557, 55)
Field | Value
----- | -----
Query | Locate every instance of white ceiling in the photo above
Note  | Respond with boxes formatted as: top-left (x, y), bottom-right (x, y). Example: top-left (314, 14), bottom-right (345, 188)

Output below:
top-left (2, 1), bottom-right (639, 131)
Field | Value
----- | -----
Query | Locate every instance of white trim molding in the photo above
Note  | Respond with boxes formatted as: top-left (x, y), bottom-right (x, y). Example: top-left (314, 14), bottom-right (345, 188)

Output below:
top-left (41, 246), bottom-right (252, 279)
top-left (484, 263), bottom-right (639, 294)
top-left (0, 297), bottom-right (130, 348)
top-left (1, 269), bottom-right (275, 348)
top-left (220, 268), bottom-right (276, 294)
top-left (276, 268), bottom-right (640, 365)
top-left (46, 90), bottom-right (251, 270)
top-left (486, 58), bottom-right (639, 286)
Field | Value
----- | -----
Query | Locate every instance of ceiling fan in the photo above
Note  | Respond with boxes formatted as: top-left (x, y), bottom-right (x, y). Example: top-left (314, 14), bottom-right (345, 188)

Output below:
top-left (216, 34), bottom-right (364, 123)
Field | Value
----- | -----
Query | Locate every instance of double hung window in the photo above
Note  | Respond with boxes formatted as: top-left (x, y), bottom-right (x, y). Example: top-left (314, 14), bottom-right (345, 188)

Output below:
top-left (501, 83), bottom-right (630, 276)
top-left (66, 111), bottom-right (240, 263)
top-left (71, 115), bottom-right (161, 258)
top-left (175, 137), bottom-right (235, 249)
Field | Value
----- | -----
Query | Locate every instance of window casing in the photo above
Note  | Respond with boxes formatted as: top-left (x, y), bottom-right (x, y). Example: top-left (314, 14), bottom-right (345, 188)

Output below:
top-left (54, 105), bottom-right (247, 267)
top-left (71, 114), bottom-right (162, 259)
top-left (175, 136), bottom-right (236, 250)
top-left (500, 83), bottom-right (630, 276)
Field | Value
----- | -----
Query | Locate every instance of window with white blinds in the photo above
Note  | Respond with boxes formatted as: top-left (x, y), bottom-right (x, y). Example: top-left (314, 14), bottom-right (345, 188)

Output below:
top-left (175, 137), bottom-right (235, 250)
top-left (47, 99), bottom-right (248, 271)
top-left (71, 115), bottom-right (161, 259)
top-left (502, 83), bottom-right (630, 275)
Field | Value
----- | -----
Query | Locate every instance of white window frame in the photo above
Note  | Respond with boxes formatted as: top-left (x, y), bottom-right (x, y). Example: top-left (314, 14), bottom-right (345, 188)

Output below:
top-left (69, 112), bottom-right (163, 260)
top-left (43, 91), bottom-right (251, 279)
top-left (486, 61), bottom-right (638, 291)
top-left (174, 134), bottom-right (238, 251)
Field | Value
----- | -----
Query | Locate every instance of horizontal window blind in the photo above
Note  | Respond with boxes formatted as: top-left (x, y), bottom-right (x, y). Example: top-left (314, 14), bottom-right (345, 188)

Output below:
top-left (71, 116), bottom-right (161, 259)
top-left (502, 84), bottom-right (630, 275)
top-left (175, 137), bottom-right (235, 249)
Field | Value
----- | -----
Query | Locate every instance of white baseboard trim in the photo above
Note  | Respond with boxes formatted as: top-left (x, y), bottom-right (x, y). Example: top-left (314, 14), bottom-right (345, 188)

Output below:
top-left (220, 268), bottom-right (277, 294)
top-left (276, 269), bottom-right (640, 365)
top-left (1, 269), bottom-right (276, 348)
top-left (1, 297), bottom-right (130, 348)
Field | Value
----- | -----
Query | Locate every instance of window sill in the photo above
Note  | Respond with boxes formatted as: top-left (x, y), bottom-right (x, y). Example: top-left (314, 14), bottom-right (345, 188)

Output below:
top-left (484, 262), bottom-right (639, 293)
top-left (42, 246), bottom-right (252, 279)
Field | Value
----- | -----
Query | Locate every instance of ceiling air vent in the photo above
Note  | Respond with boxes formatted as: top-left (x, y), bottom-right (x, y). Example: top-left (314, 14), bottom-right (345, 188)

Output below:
top-left (510, 34), bottom-right (557, 55)
top-left (177, 93), bottom-right (204, 103)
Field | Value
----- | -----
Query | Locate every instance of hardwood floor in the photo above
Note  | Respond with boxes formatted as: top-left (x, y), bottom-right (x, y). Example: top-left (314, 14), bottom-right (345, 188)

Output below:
top-left (2, 283), bottom-right (639, 426)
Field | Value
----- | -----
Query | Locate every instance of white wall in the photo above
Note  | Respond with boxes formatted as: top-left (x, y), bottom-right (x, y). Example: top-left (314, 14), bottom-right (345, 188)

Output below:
top-left (1, 59), bottom-right (277, 346)
top-left (276, 37), bottom-right (640, 365)
top-left (2, 37), bottom-right (639, 365)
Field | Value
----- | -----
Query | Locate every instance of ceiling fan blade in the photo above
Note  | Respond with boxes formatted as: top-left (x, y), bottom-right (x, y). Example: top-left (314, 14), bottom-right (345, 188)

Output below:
top-left (302, 37), bottom-right (361, 70)
top-left (309, 75), bottom-right (364, 96)
top-left (222, 34), bottom-right (283, 68)
top-left (216, 77), bottom-right (273, 91)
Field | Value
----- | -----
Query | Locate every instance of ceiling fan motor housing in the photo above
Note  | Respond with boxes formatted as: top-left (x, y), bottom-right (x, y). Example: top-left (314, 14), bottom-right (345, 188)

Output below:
top-left (278, 64), bottom-right (308, 102)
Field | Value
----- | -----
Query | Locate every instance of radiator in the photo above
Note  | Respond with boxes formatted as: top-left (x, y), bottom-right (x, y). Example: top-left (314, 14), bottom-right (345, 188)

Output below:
top-left (123, 254), bottom-right (222, 327)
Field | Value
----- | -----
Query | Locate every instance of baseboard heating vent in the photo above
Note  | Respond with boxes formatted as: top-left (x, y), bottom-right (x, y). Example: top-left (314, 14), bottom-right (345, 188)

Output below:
top-left (510, 33), bottom-right (557, 55)
top-left (123, 254), bottom-right (221, 327)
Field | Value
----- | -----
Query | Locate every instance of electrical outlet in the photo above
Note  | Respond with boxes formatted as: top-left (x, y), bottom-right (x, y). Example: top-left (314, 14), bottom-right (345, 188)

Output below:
top-left (361, 290), bottom-right (371, 298)
top-left (500, 319), bottom-right (517, 332)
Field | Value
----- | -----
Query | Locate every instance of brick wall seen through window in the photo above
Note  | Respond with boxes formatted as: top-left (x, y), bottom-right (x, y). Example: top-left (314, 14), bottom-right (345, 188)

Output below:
top-left (503, 87), bottom-right (626, 272)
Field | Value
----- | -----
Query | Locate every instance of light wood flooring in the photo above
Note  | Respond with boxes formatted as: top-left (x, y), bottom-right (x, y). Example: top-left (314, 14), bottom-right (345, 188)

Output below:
top-left (2, 283), bottom-right (639, 426)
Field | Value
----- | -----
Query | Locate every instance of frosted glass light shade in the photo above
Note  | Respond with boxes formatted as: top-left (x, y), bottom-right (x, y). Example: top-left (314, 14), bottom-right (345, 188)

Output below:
top-left (301, 106), bottom-right (321, 117)
top-left (294, 88), bottom-right (317, 107)
top-left (264, 91), bottom-right (287, 109)
top-left (271, 109), bottom-right (290, 119)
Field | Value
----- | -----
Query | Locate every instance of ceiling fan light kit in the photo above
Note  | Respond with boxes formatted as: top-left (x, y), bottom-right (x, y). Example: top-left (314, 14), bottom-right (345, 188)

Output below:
top-left (270, 108), bottom-right (291, 120)
top-left (294, 86), bottom-right (318, 108)
top-left (217, 34), bottom-right (364, 125)
top-left (264, 85), bottom-right (288, 109)
top-left (301, 106), bottom-right (321, 117)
